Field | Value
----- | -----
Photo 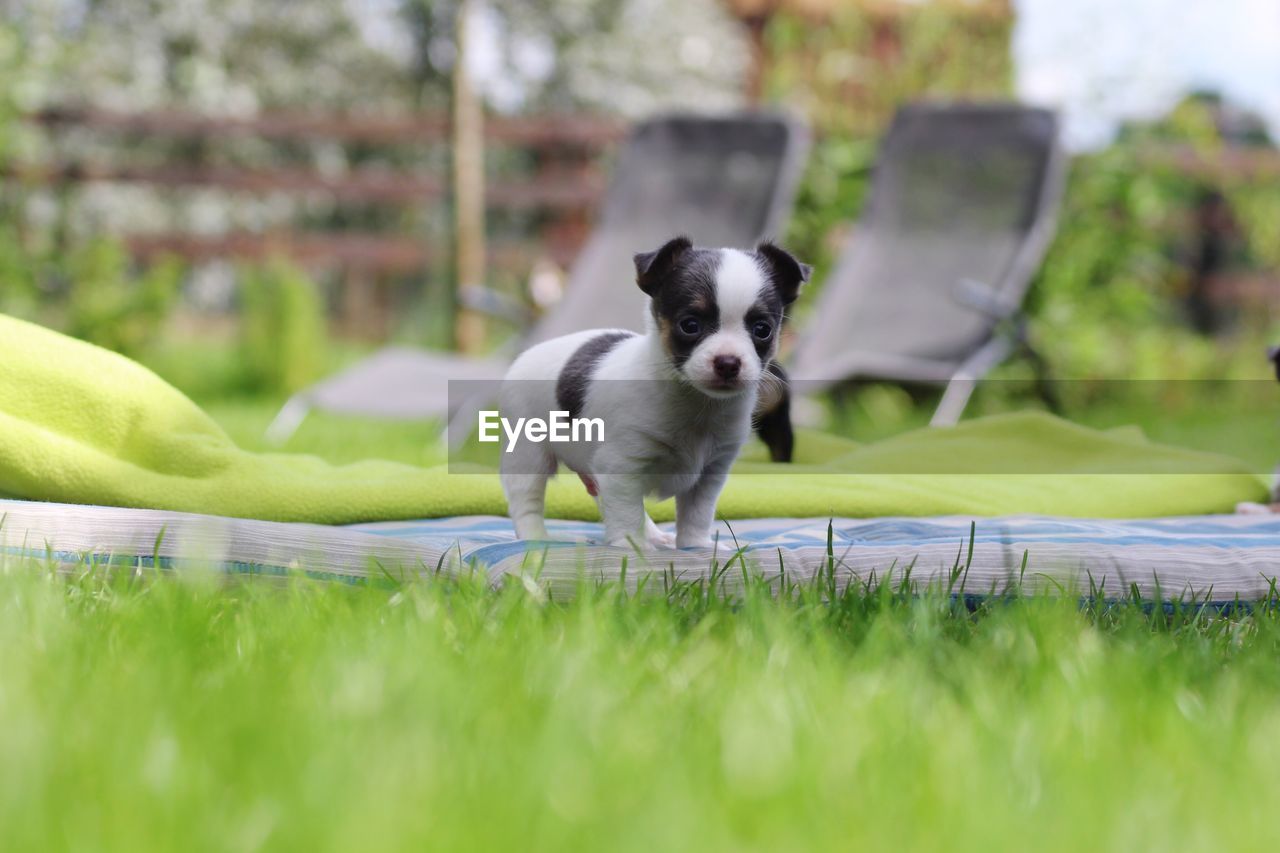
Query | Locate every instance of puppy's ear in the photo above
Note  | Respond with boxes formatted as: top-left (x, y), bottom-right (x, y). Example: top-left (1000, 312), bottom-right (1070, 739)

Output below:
top-left (634, 235), bottom-right (692, 296)
top-left (755, 240), bottom-right (812, 305)
top-left (1269, 346), bottom-right (1280, 382)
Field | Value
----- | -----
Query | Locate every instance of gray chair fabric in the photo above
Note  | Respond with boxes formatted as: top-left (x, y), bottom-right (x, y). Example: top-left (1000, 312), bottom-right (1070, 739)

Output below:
top-left (788, 103), bottom-right (1065, 423)
top-left (269, 112), bottom-right (810, 442)
top-left (533, 114), bottom-right (809, 341)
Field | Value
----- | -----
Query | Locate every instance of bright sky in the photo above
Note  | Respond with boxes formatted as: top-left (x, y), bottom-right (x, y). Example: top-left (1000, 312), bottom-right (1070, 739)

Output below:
top-left (1014, 0), bottom-right (1280, 149)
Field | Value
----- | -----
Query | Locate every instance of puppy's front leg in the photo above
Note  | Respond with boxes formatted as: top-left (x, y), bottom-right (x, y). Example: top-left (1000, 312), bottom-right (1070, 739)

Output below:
top-left (596, 474), bottom-right (649, 548)
top-left (675, 461), bottom-right (732, 550)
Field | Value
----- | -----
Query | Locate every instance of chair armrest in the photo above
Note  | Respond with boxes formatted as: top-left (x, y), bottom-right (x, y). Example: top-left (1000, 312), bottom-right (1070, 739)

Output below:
top-left (458, 284), bottom-right (535, 326)
top-left (952, 278), bottom-right (1020, 321)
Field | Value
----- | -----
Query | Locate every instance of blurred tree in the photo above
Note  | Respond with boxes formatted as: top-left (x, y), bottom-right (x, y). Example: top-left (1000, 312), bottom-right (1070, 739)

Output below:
top-left (239, 257), bottom-right (327, 394)
top-left (398, 0), bottom-right (746, 116)
top-left (0, 0), bottom-right (412, 110)
top-left (1028, 93), bottom-right (1280, 382)
top-left (718, 0), bottom-right (840, 104)
top-left (63, 238), bottom-right (184, 357)
top-left (764, 0), bottom-right (1013, 136)
top-left (399, 0), bottom-right (459, 109)
top-left (481, 0), bottom-right (626, 111)
top-left (770, 1), bottom-right (1016, 285)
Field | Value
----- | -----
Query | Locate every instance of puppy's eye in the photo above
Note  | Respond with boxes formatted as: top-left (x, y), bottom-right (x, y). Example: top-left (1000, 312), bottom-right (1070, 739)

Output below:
top-left (752, 321), bottom-right (774, 340)
top-left (678, 317), bottom-right (701, 336)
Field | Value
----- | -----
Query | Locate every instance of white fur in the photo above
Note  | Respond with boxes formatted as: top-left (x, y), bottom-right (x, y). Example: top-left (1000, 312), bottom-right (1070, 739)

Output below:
top-left (680, 249), bottom-right (768, 393)
top-left (499, 248), bottom-right (773, 550)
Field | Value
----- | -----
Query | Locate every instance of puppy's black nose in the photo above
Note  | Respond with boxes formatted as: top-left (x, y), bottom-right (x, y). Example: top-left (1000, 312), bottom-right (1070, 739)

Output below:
top-left (713, 355), bottom-right (741, 380)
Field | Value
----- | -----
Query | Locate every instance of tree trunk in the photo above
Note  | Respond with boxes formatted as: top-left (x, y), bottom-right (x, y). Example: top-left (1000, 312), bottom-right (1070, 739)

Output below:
top-left (743, 14), bottom-right (770, 106)
top-left (452, 0), bottom-right (486, 353)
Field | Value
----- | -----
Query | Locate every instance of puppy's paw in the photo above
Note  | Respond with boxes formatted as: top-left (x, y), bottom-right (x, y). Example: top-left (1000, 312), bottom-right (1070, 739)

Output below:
top-left (646, 528), bottom-right (677, 549)
top-left (675, 535), bottom-right (716, 551)
top-left (606, 531), bottom-right (677, 550)
top-left (1236, 501), bottom-right (1275, 515)
top-left (605, 533), bottom-right (644, 549)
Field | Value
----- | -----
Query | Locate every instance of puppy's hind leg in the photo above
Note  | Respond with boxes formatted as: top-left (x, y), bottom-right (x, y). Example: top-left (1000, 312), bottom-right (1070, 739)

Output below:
top-left (501, 443), bottom-right (556, 540)
top-left (594, 473), bottom-right (649, 549)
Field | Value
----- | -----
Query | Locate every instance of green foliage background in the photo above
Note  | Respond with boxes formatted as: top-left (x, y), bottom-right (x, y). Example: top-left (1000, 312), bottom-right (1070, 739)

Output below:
top-left (239, 258), bottom-right (328, 395)
top-left (1030, 98), bottom-right (1280, 381)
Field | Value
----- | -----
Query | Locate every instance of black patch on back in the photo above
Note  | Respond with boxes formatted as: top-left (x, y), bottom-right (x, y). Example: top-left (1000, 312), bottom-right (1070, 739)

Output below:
top-left (753, 361), bottom-right (793, 463)
top-left (647, 248), bottom-right (722, 367)
top-left (556, 332), bottom-right (635, 418)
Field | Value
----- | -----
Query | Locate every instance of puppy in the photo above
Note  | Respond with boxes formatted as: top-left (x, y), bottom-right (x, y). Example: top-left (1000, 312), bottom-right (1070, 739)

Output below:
top-left (499, 236), bottom-right (810, 548)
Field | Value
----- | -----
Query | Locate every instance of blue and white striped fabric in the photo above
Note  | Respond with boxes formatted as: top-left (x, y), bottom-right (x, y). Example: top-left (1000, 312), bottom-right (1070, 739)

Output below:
top-left (4, 499), bottom-right (1280, 602)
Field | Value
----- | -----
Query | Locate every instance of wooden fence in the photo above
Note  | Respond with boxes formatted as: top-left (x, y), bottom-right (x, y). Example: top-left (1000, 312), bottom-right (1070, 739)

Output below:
top-left (12, 106), bottom-right (1280, 332)
top-left (13, 106), bottom-right (627, 333)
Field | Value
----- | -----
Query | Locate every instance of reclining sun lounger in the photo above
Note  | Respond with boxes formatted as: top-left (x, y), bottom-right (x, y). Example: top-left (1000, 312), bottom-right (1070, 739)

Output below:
top-left (788, 103), bottom-right (1067, 425)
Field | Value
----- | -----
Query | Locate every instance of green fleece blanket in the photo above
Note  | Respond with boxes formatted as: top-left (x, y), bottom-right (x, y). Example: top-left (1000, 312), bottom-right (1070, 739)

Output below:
top-left (0, 315), bottom-right (1266, 524)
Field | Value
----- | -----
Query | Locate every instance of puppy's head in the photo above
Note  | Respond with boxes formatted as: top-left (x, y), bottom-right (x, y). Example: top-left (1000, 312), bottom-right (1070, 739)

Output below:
top-left (634, 236), bottom-right (810, 398)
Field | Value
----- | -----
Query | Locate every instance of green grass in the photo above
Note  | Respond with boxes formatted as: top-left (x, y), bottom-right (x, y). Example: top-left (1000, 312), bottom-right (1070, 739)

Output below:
top-left (206, 397), bottom-right (443, 466)
top-left (3, 564), bottom-right (1280, 851)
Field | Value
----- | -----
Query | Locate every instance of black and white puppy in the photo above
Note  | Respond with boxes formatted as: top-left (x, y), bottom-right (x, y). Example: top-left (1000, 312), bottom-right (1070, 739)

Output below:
top-left (499, 236), bottom-right (810, 548)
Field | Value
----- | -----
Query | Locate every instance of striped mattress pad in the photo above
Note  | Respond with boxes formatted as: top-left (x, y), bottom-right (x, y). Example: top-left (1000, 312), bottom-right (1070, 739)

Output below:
top-left (3, 499), bottom-right (1279, 603)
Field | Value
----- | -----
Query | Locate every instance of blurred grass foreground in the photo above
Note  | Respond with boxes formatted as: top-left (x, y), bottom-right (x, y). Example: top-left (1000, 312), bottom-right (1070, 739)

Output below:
top-left (4, 563), bottom-right (1280, 850)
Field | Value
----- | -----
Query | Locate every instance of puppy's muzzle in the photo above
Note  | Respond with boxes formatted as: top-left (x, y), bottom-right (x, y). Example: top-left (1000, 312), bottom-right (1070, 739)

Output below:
top-left (713, 355), bottom-right (741, 381)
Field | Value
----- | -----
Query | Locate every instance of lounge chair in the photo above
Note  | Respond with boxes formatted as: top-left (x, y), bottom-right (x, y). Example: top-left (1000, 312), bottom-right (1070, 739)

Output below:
top-left (787, 103), bottom-right (1067, 425)
top-left (267, 112), bottom-right (810, 443)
